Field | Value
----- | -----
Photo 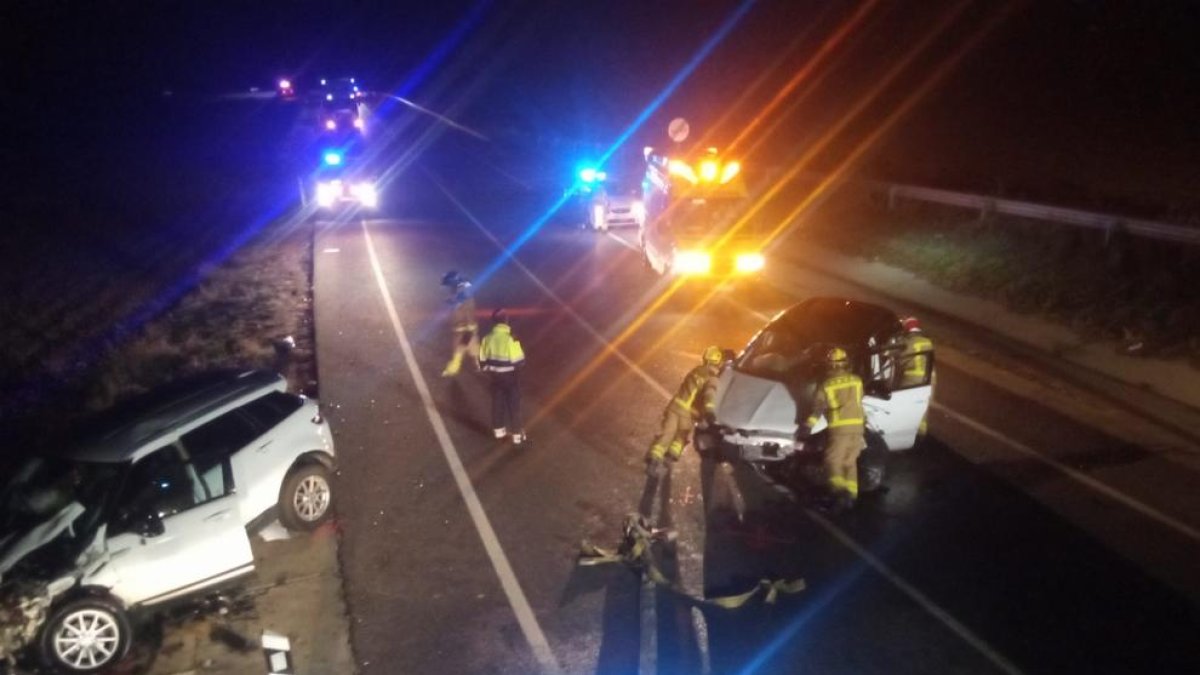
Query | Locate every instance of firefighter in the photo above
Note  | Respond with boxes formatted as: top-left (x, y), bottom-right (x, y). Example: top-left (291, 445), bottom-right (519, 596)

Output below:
top-left (802, 346), bottom-right (866, 513)
top-left (897, 316), bottom-right (934, 437)
top-left (645, 346), bottom-right (723, 477)
top-left (441, 271), bottom-right (479, 377)
top-left (480, 308), bottom-right (526, 444)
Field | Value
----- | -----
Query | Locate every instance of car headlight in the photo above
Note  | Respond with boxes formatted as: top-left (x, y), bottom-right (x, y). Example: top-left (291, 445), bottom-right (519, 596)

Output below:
top-left (324, 119), bottom-right (337, 131)
top-left (631, 200), bottom-right (646, 222)
top-left (353, 118), bottom-right (365, 130)
top-left (316, 181), bottom-right (340, 207)
top-left (735, 252), bottom-right (764, 273)
top-left (674, 250), bottom-right (711, 275)
top-left (352, 183), bottom-right (378, 208)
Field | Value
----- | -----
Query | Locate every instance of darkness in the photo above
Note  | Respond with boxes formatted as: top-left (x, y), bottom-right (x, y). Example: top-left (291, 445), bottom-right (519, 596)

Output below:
top-left (5, 1), bottom-right (1198, 210)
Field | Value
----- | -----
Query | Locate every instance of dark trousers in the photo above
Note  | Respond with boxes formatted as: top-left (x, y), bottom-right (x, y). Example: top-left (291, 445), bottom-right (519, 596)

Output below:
top-left (489, 372), bottom-right (522, 432)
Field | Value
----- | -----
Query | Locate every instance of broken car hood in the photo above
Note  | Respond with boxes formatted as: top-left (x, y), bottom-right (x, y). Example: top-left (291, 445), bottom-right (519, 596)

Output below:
top-left (714, 369), bottom-right (807, 437)
top-left (0, 502), bottom-right (86, 582)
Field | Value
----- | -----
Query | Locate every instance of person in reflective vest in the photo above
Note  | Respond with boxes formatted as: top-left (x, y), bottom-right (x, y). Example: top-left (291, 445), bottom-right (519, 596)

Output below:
top-left (897, 316), bottom-right (934, 437)
top-left (441, 271), bottom-right (479, 377)
top-left (480, 309), bottom-right (526, 444)
top-left (646, 346), bottom-right (723, 477)
top-left (803, 346), bottom-right (866, 512)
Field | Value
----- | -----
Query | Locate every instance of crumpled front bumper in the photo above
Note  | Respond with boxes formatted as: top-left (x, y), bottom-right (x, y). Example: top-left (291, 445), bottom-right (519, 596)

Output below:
top-left (0, 581), bottom-right (52, 666)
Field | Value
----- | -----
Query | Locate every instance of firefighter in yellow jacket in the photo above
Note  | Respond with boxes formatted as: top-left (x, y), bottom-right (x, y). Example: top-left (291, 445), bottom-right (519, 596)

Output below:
top-left (480, 309), bottom-right (526, 444)
top-left (898, 316), bottom-right (934, 438)
top-left (441, 271), bottom-right (479, 377)
top-left (645, 346), bottom-right (723, 477)
top-left (803, 347), bottom-right (866, 512)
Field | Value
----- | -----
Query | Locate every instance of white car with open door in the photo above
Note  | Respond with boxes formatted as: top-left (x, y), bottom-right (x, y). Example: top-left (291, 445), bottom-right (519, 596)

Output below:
top-left (0, 370), bottom-right (335, 673)
top-left (695, 297), bottom-right (934, 494)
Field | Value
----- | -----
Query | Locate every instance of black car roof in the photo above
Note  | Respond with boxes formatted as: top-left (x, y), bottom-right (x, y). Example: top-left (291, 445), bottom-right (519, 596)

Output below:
top-left (772, 297), bottom-right (899, 350)
top-left (66, 370), bottom-right (284, 463)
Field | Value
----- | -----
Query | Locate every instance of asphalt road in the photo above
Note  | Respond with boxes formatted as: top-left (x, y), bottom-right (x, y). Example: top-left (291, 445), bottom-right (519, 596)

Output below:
top-left (309, 160), bottom-right (1200, 675)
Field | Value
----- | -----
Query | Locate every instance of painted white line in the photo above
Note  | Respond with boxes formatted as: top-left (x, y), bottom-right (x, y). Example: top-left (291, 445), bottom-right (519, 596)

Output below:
top-left (934, 402), bottom-right (1200, 543)
top-left (606, 230), bottom-right (639, 252)
top-left (361, 221), bottom-right (562, 674)
top-left (430, 176), bottom-right (672, 400)
top-left (805, 509), bottom-right (1026, 675)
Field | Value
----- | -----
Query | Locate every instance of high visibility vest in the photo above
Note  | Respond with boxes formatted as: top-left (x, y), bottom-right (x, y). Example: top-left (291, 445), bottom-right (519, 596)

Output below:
top-left (451, 296), bottom-right (478, 333)
top-left (480, 324), bottom-right (525, 372)
top-left (806, 372), bottom-right (864, 431)
top-left (670, 365), bottom-right (718, 417)
top-left (900, 333), bottom-right (933, 385)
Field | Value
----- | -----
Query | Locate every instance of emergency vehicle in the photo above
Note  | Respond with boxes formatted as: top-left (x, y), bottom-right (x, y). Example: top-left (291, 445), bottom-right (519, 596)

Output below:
top-left (639, 147), bottom-right (764, 277)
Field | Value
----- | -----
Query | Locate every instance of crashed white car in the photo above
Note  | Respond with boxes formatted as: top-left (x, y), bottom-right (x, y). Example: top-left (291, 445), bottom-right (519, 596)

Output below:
top-left (0, 370), bottom-right (335, 673)
top-left (696, 297), bottom-right (934, 492)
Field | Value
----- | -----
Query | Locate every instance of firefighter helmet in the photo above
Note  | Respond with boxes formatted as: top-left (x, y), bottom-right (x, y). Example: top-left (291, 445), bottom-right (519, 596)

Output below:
top-left (442, 270), bottom-right (465, 288)
top-left (826, 346), bottom-right (849, 368)
top-left (702, 345), bottom-right (724, 366)
top-left (901, 316), bottom-right (921, 333)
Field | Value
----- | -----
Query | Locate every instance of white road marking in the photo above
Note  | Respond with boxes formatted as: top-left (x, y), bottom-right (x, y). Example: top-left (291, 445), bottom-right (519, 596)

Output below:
top-left (361, 221), bottom-right (562, 675)
top-left (934, 402), bottom-right (1200, 543)
top-left (805, 509), bottom-right (1026, 675)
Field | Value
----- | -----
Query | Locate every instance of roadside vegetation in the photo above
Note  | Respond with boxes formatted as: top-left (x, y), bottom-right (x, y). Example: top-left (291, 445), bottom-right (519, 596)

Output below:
top-left (805, 184), bottom-right (1200, 365)
top-left (3, 216), bottom-right (316, 457)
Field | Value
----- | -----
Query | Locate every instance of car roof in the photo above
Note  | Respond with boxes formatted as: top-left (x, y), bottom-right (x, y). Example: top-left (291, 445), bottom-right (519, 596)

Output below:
top-left (65, 370), bottom-right (285, 464)
top-left (772, 297), bottom-right (899, 350)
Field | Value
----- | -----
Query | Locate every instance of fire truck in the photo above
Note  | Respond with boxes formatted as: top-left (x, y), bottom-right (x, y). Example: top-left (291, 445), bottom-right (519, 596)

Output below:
top-left (639, 146), bottom-right (763, 278)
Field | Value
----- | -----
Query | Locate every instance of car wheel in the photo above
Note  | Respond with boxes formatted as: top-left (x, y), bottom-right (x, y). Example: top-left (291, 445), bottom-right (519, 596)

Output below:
top-left (280, 463), bottom-right (334, 531)
top-left (40, 596), bottom-right (131, 674)
top-left (857, 435), bottom-right (889, 494)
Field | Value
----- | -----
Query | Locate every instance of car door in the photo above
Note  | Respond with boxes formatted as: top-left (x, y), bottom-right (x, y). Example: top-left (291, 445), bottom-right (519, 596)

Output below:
top-left (101, 443), bottom-right (253, 608)
top-left (224, 393), bottom-right (304, 523)
top-left (180, 409), bottom-right (269, 525)
top-left (866, 341), bottom-right (935, 451)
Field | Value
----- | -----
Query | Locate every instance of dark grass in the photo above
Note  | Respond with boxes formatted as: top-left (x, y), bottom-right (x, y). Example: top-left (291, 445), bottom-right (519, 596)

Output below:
top-left (798, 184), bottom-right (1200, 364)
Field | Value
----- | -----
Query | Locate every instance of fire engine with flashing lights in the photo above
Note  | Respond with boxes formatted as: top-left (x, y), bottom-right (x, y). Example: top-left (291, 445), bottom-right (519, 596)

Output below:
top-left (639, 146), bottom-right (763, 277)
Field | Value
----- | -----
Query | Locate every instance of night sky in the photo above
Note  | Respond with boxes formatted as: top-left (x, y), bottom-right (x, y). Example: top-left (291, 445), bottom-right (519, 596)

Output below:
top-left (5, 0), bottom-right (1199, 213)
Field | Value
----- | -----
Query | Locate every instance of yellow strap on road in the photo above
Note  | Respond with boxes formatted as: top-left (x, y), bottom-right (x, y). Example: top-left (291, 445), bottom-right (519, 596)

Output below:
top-left (578, 514), bottom-right (804, 609)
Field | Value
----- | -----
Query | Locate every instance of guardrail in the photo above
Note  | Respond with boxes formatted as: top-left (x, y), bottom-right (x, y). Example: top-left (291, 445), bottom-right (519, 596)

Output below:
top-left (879, 183), bottom-right (1200, 246)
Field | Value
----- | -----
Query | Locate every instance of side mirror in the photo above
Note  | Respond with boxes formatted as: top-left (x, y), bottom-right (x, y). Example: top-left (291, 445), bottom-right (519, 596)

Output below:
top-left (135, 511), bottom-right (165, 538)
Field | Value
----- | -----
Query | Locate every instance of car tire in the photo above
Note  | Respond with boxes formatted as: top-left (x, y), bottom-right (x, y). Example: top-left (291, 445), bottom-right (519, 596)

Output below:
top-left (39, 596), bottom-right (131, 674)
top-left (279, 462), bottom-right (334, 531)
top-left (857, 434), bottom-right (889, 494)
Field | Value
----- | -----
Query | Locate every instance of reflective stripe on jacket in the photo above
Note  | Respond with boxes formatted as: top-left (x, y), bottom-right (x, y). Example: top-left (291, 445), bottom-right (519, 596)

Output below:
top-left (670, 365), bottom-right (718, 418)
top-left (480, 324), bottom-right (525, 372)
top-left (901, 333), bottom-right (932, 380)
top-left (452, 297), bottom-right (478, 333)
top-left (806, 373), bottom-right (864, 430)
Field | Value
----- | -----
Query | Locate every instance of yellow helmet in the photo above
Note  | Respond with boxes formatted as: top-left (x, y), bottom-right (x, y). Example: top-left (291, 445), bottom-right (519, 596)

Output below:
top-left (826, 346), bottom-right (849, 367)
top-left (702, 345), bottom-right (724, 366)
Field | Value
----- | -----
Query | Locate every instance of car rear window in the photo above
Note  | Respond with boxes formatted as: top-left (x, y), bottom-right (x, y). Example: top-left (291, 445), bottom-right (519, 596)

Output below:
top-left (239, 392), bottom-right (303, 431)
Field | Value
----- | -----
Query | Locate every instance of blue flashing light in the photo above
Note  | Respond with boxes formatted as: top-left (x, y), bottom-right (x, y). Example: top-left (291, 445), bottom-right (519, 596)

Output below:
top-left (323, 151), bottom-right (343, 166)
top-left (579, 167), bottom-right (598, 184)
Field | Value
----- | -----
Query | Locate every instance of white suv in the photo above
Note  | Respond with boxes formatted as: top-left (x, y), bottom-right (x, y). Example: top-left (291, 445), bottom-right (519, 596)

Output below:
top-left (0, 370), bottom-right (336, 673)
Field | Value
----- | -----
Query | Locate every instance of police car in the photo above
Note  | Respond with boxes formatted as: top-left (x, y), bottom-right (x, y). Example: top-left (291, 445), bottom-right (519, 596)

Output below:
top-left (313, 148), bottom-right (378, 211)
top-left (695, 298), bottom-right (934, 492)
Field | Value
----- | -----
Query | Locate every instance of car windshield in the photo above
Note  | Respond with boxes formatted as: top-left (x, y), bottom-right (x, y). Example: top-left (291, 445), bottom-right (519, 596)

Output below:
top-left (1, 456), bottom-right (124, 535)
top-left (735, 327), bottom-right (826, 383)
top-left (669, 195), bottom-right (753, 243)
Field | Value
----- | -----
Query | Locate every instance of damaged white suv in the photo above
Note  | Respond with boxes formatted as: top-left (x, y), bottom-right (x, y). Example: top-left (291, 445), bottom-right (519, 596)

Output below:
top-left (0, 370), bottom-right (336, 673)
top-left (696, 297), bottom-right (934, 493)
